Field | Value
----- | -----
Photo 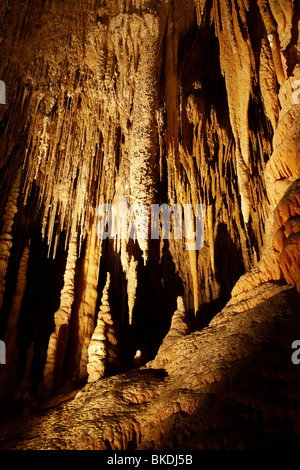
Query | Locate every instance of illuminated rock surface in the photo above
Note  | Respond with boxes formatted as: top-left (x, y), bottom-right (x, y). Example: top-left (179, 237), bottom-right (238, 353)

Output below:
top-left (0, 0), bottom-right (299, 450)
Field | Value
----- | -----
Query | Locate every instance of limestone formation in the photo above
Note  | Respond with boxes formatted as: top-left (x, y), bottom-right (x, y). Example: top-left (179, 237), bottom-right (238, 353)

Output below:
top-left (0, 171), bottom-right (21, 310)
top-left (76, 221), bottom-right (102, 381)
top-left (43, 227), bottom-right (78, 396)
top-left (87, 273), bottom-right (118, 383)
top-left (274, 179), bottom-right (300, 291)
top-left (0, 243), bottom-right (30, 407)
top-left (154, 296), bottom-right (190, 366)
top-left (0, 0), bottom-right (299, 451)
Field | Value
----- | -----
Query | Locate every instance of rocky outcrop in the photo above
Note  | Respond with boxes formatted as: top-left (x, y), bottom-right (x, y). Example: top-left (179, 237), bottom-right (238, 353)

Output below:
top-left (0, 282), bottom-right (299, 450)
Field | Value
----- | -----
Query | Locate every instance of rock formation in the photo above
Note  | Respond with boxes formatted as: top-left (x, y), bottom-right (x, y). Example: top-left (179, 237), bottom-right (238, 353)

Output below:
top-left (0, 0), bottom-right (299, 450)
top-left (87, 272), bottom-right (118, 383)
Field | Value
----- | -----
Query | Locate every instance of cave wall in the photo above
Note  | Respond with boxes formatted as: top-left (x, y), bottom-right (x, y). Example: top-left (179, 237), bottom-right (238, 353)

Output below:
top-left (0, 0), bottom-right (299, 418)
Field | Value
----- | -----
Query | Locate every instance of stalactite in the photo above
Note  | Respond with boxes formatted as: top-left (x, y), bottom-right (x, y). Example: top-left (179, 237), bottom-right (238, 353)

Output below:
top-left (265, 73), bottom-right (300, 211)
top-left (126, 13), bottom-right (160, 261)
top-left (212, 0), bottom-right (253, 223)
top-left (292, 80), bottom-right (300, 105)
top-left (87, 272), bottom-right (118, 384)
top-left (268, 0), bottom-right (294, 49)
top-left (273, 182), bottom-right (300, 291)
top-left (229, 66), bottom-right (300, 302)
top-left (259, 36), bottom-right (280, 132)
top-left (257, 0), bottom-right (286, 85)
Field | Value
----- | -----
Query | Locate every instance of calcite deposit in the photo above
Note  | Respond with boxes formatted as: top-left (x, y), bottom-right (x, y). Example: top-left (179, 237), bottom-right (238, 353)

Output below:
top-left (0, 0), bottom-right (299, 450)
top-left (87, 272), bottom-right (119, 383)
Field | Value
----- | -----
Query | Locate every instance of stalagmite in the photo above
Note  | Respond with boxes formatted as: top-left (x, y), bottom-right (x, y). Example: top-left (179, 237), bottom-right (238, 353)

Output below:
top-left (4, 244), bottom-right (30, 350)
top-left (0, 171), bottom-right (21, 310)
top-left (76, 220), bottom-right (102, 381)
top-left (126, 256), bottom-right (138, 326)
top-left (18, 342), bottom-right (35, 403)
top-left (0, 244), bottom-right (30, 399)
top-left (43, 227), bottom-right (78, 395)
top-left (134, 350), bottom-right (142, 368)
top-left (154, 296), bottom-right (190, 365)
top-left (87, 272), bottom-right (118, 384)
top-left (168, 296), bottom-right (190, 337)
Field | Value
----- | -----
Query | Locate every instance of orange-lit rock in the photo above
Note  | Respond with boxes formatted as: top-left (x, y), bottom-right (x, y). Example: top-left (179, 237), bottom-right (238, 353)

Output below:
top-left (87, 272), bottom-right (118, 383)
top-left (280, 232), bottom-right (300, 290)
top-left (271, 180), bottom-right (300, 291)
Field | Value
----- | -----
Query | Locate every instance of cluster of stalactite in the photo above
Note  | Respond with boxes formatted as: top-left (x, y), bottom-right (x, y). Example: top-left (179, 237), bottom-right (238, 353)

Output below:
top-left (0, 0), bottom-right (299, 411)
